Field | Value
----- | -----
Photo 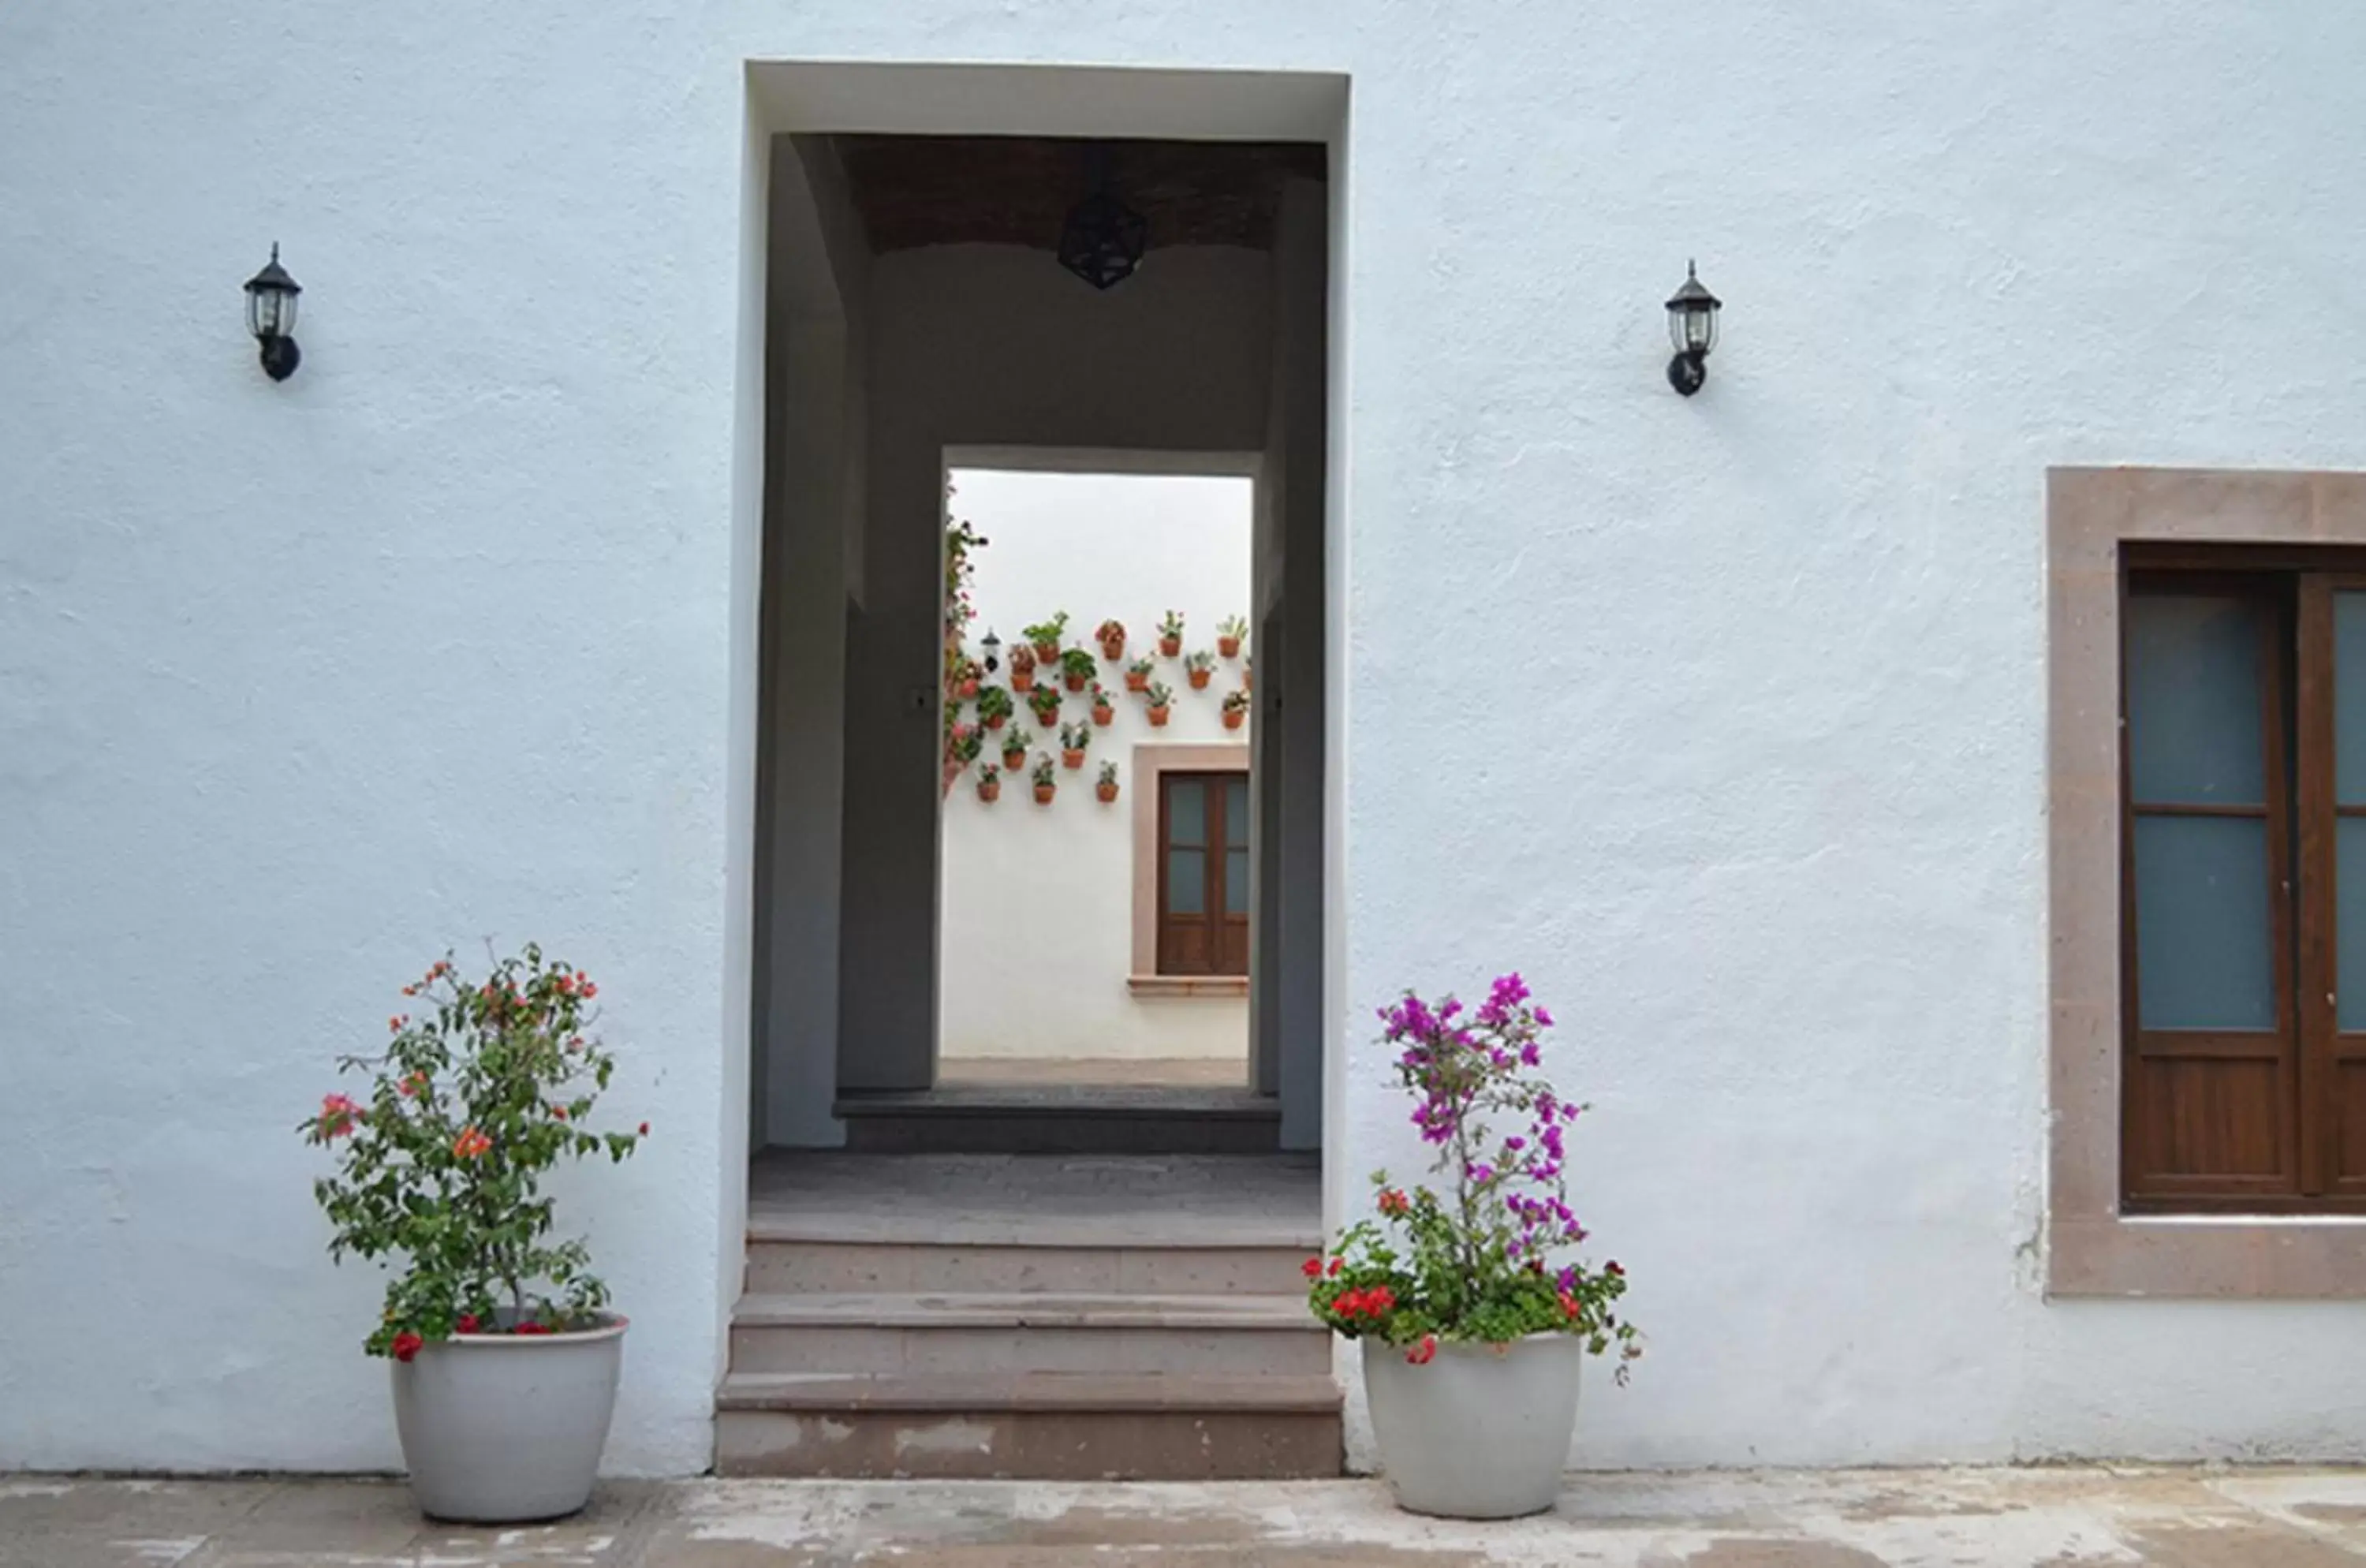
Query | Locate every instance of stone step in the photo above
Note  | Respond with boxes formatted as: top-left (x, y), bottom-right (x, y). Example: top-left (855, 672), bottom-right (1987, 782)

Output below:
top-left (714, 1371), bottom-right (1344, 1480)
top-left (745, 1235), bottom-right (1314, 1296)
top-left (832, 1085), bottom-right (1280, 1155)
top-left (728, 1290), bottom-right (1327, 1376)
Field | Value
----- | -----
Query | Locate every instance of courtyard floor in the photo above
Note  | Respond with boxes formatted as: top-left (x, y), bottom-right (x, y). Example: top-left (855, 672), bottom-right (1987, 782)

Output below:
top-left (10, 1466), bottom-right (2366, 1566)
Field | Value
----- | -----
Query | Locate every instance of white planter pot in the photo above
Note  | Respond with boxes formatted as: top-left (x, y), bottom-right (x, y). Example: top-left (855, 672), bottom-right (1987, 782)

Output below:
top-left (1361, 1333), bottom-right (1584, 1519)
top-left (390, 1314), bottom-right (626, 1523)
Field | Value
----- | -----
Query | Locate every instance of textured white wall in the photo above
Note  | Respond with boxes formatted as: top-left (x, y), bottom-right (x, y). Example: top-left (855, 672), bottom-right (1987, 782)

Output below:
top-left (940, 469), bottom-right (1253, 1064)
top-left (7, 4), bottom-right (2366, 1477)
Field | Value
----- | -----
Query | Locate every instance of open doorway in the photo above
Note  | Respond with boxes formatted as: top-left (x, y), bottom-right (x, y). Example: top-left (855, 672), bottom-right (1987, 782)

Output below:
top-left (939, 462), bottom-right (1257, 1091)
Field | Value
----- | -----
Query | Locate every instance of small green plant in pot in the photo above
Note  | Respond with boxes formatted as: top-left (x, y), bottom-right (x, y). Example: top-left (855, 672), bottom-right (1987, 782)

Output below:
top-left (1144, 681), bottom-right (1175, 728)
top-left (976, 685), bottom-right (1014, 732)
top-left (1095, 618), bottom-right (1127, 661)
top-left (1000, 732), bottom-right (1028, 771)
top-left (1024, 613), bottom-right (1069, 664)
top-left (300, 946), bottom-right (648, 1523)
top-left (1222, 688), bottom-right (1251, 731)
top-left (976, 763), bottom-right (1002, 803)
top-left (1060, 646), bottom-right (1097, 693)
top-left (1031, 752), bottom-right (1058, 803)
top-left (1089, 681), bottom-right (1115, 726)
top-left (1124, 655), bottom-right (1155, 694)
top-left (1058, 719), bottom-right (1092, 769)
top-left (1185, 649), bottom-right (1216, 690)
top-left (1306, 975), bottom-right (1638, 1520)
top-left (1027, 681), bottom-right (1063, 729)
top-left (1095, 760), bottom-right (1121, 803)
top-left (1157, 610), bottom-right (1185, 658)
top-left (1217, 614), bottom-right (1248, 659)
top-left (1009, 643), bottom-right (1037, 693)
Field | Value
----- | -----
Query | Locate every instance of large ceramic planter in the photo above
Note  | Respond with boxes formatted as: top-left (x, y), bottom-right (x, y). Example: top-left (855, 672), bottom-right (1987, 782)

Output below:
top-left (391, 1315), bottom-right (626, 1523)
top-left (1361, 1333), bottom-right (1582, 1519)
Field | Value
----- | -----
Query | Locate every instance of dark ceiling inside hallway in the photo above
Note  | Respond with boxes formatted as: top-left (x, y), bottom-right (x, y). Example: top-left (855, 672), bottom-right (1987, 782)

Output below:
top-left (832, 136), bottom-right (1327, 255)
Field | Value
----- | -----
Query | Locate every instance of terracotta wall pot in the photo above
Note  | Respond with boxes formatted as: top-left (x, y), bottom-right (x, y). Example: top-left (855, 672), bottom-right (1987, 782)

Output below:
top-left (978, 781), bottom-right (1001, 802)
top-left (1100, 638), bottom-right (1125, 661)
top-left (1218, 637), bottom-right (1241, 658)
top-left (1147, 707), bottom-right (1171, 727)
top-left (1361, 1334), bottom-right (1583, 1520)
top-left (1188, 670), bottom-right (1211, 690)
top-left (1124, 671), bottom-right (1148, 693)
top-left (1064, 673), bottom-right (1087, 692)
top-left (1032, 640), bottom-right (1059, 663)
top-left (1222, 710), bottom-right (1245, 730)
top-left (959, 678), bottom-right (980, 698)
top-left (1062, 749), bottom-right (1084, 770)
top-left (1092, 705), bottom-right (1114, 726)
top-left (1159, 636), bottom-right (1182, 657)
top-left (1033, 784), bottom-right (1055, 804)
top-left (1012, 670), bottom-right (1034, 693)
top-left (1002, 752), bottom-right (1026, 771)
top-left (392, 1315), bottom-right (626, 1523)
top-left (984, 713), bottom-right (1006, 731)
top-left (1096, 783), bottom-right (1119, 803)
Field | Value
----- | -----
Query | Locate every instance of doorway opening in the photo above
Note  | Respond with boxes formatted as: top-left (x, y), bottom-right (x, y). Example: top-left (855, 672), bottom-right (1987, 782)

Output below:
top-left (939, 462), bottom-right (1257, 1094)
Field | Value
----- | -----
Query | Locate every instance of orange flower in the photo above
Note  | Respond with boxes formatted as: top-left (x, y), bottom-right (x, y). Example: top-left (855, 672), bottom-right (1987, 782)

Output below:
top-left (387, 1014), bottom-right (406, 1033)
top-left (550, 1104), bottom-right (568, 1121)
top-left (451, 1126), bottom-right (492, 1160)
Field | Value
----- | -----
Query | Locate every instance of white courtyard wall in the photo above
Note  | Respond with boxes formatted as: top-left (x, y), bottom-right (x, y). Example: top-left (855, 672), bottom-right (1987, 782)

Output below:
top-left (6, 5), bottom-right (2366, 1476)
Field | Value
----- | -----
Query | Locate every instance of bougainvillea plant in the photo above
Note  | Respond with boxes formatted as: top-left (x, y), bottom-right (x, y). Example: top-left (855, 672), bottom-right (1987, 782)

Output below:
top-left (1306, 975), bottom-right (1640, 1376)
top-left (300, 945), bottom-right (646, 1361)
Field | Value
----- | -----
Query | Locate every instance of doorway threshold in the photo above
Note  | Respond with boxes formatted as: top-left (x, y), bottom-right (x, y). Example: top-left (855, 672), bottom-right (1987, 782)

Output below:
top-left (833, 1081), bottom-right (1279, 1155)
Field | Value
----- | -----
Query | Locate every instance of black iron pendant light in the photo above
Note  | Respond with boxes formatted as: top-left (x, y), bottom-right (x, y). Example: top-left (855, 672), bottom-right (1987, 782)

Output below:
top-left (1058, 144), bottom-right (1148, 290)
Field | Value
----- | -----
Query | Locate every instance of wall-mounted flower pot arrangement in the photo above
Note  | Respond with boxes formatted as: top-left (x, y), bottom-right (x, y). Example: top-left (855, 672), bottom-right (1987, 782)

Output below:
top-left (1089, 684), bottom-right (1115, 726)
top-left (1096, 618), bottom-right (1127, 662)
top-left (1125, 657), bottom-right (1154, 693)
top-left (1185, 651), bottom-right (1215, 691)
top-left (1158, 610), bottom-right (1185, 659)
top-left (1024, 613), bottom-right (1068, 666)
top-left (1028, 683), bottom-right (1063, 730)
top-left (1144, 681), bottom-right (1174, 728)
top-left (1060, 648), bottom-right (1095, 693)
top-left (1096, 761), bottom-right (1120, 804)
top-left (977, 687), bottom-right (1013, 731)
top-left (976, 765), bottom-right (1002, 803)
top-left (1222, 689), bottom-right (1250, 731)
top-left (1009, 644), bottom-right (1037, 693)
top-left (1059, 721), bottom-right (1091, 771)
top-left (1031, 755), bottom-right (1058, 805)
top-left (1217, 615), bottom-right (1247, 659)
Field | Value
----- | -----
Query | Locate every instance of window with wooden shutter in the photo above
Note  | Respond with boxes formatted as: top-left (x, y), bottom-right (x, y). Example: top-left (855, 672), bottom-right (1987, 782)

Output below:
top-left (1156, 770), bottom-right (1248, 977)
top-left (2122, 553), bottom-right (2366, 1211)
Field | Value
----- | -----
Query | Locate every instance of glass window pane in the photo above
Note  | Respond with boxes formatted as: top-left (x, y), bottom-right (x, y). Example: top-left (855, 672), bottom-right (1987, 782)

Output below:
top-left (2132, 814), bottom-right (2275, 1030)
top-left (1167, 779), bottom-right (1206, 847)
top-left (2338, 818), bottom-right (2366, 1032)
top-left (1225, 847), bottom-right (1249, 914)
top-left (2334, 593), bottom-right (2366, 805)
top-left (2126, 595), bottom-right (2265, 806)
top-left (1166, 848), bottom-right (1205, 915)
top-left (1224, 777), bottom-right (1249, 847)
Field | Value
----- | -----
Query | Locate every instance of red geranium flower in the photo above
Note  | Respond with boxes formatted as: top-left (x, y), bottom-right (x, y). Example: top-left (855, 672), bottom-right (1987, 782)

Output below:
top-left (390, 1331), bottom-right (424, 1363)
top-left (1301, 1257), bottom-right (1322, 1279)
top-left (1406, 1335), bottom-right (1438, 1365)
top-left (513, 1321), bottom-right (553, 1336)
top-left (1327, 1256), bottom-right (1343, 1277)
top-left (637, 1122), bottom-right (649, 1137)
top-left (455, 1314), bottom-right (480, 1334)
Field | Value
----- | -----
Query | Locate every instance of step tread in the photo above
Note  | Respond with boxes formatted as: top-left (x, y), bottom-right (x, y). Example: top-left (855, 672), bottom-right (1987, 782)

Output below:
top-left (716, 1370), bottom-right (1343, 1414)
top-left (730, 1290), bottom-right (1322, 1331)
top-left (747, 1217), bottom-right (1320, 1248)
top-left (834, 1085), bottom-right (1278, 1118)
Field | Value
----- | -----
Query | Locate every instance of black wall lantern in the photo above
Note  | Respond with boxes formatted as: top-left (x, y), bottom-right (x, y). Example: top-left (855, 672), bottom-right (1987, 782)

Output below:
top-left (1664, 260), bottom-right (1720, 396)
top-left (980, 629), bottom-right (1002, 674)
top-left (1057, 145), bottom-right (1148, 291)
top-left (244, 244), bottom-right (302, 381)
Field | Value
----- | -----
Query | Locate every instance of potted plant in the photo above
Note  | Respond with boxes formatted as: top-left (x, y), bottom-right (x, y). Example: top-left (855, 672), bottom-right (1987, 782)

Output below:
top-left (976, 685), bottom-right (1013, 732)
top-left (957, 657), bottom-right (982, 700)
top-left (1089, 681), bottom-right (1115, 726)
top-left (942, 722), bottom-right (981, 798)
top-left (300, 946), bottom-right (649, 1523)
top-left (1059, 719), bottom-right (1091, 770)
top-left (1095, 618), bottom-right (1128, 661)
top-left (1095, 760), bottom-right (1120, 804)
top-left (1144, 681), bottom-right (1174, 728)
top-left (976, 764), bottom-right (1002, 803)
top-left (1222, 689), bottom-right (1250, 731)
top-left (1217, 614), bottom-right (1248, 659)
top-left (1000, 733), bottom-right (1028, 771)
top-left (1027, 681), bottom-right (1062, 730)
top-left (1125, 656), bottom-right (1155, 694)
top-left (1060, 646), bottom-right (1096, 693)
top-left (1157, 610), bottom-right (1185, 658)
top-left (1024, 613), bottom-right (1069, 664)
top-left (1031, 753), bottom-right (1058, 804)
top-left (1185, 650), bottom-right (1216, 691)
top-left (1009, 643), bottom-right (1036, 693)
top-left (1306, 976), bottom-right (1638, 1520)
top-left (1241, 658), bottom-right (1252, 692)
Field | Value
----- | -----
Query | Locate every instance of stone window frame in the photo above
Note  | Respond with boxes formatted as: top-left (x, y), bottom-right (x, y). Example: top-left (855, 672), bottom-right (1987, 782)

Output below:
top-left (2049, 466), bottom-right (2366, 1297)
top-left (1127, 741), bottom-right (1252, 998)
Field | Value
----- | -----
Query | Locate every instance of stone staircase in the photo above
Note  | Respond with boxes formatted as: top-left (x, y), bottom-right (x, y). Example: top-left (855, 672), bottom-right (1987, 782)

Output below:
top-left (716, 1153), bottom-right (1342, 1479)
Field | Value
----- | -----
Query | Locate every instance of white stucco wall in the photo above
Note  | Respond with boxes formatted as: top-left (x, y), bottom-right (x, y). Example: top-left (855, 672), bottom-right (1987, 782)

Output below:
top-left (8, 5), bottom-right (2366, 1478)
top-left (940, 467), bottom-right (1253, 1064)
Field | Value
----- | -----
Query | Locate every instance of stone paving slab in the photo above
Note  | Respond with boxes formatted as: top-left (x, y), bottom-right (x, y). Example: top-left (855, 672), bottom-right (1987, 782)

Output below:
top-left (9, 1466), bottom-right (2366, 1566)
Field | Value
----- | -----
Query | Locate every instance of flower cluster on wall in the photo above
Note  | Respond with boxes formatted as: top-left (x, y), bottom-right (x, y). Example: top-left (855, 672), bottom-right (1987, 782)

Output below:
top-left (946, 608), bottom-right (1252, 808)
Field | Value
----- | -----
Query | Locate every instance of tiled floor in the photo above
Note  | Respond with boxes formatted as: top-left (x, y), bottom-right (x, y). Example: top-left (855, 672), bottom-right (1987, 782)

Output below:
top-left (14, 1467), bottom-right (2366, 1565)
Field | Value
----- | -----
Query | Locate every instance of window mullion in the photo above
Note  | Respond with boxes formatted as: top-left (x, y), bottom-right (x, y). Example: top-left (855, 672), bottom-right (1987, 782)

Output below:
top-left (2296, 575), bottom-right (2335, 1196)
